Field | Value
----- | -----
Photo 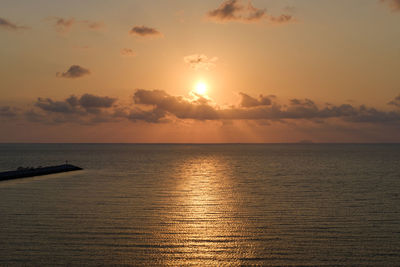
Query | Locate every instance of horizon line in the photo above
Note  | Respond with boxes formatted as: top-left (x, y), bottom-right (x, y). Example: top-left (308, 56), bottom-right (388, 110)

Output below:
top-left (1, 142), bottom-right (400, 145)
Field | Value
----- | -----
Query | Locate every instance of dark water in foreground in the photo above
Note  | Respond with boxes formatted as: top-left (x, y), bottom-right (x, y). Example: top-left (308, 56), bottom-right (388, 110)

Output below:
top-left (0, 144), bottom-right (399, 266)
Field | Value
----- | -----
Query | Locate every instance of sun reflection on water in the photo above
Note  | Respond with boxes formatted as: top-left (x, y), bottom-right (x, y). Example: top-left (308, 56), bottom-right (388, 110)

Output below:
top-left (158, 156), bottom-right (257, 265)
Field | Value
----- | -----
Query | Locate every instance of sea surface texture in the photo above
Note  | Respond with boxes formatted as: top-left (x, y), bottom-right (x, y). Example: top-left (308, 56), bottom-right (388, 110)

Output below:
top-left (0, 144), bottom-right (399, 266)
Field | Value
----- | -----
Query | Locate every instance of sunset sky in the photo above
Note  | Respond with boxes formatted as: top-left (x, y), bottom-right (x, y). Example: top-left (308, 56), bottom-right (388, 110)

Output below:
top-left (1, 0), bottom-right (400, 143)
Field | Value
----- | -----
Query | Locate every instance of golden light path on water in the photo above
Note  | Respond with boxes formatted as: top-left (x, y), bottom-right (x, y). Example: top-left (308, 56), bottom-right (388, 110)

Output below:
top-left (157, 155), bottom-right (258, 265)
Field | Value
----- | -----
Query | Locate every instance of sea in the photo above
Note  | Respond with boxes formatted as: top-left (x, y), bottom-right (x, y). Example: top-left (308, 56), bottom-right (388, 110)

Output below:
top-left (0, 144), bottom-right (399, 266)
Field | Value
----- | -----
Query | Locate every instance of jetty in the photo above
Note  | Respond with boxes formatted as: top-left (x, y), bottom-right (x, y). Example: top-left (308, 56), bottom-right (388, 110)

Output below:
top-left (0, 164), bottom-right (83, 181)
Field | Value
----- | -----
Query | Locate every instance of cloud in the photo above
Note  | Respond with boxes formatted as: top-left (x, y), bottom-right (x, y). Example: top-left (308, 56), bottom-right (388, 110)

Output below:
top-left (80, 20), bottom-right (105, 30)
top-left (381, 0), bottom-right (400, 11)
top-left (133, 89), bottom-right (219, 122)
top-left (269, 14), bottom-right (293, 24)
top-left (208, 0), bottom-right (244, 21)
top-left (56, 65), bottom-right (91, 79)
top-left (52, 17), bottom-right (75, 33)
top-left (129, 90), bottom-right (400, 124)
top-left (0, 106), bottom-right (18, 117)
top-left (78, 94), bottom-right (116, 109)
top-left (32, 94), bottom-right (117, 124)
top-left (3, 90), bottom-right (400, 128)
top-left (36, 98), bottom-right (79, 114)
top-left (208, 0), bottom-right (265, 22)
top-left (24, 109), bottom-right (44, 123)
top-left (127, 108), bottom-right (168, 123)
top-left (0, 17), bottom-right (28, 30)
top-left (120, 48), bottom-right (135, 57)
top-left (49, 17), bottom-right (105, 33)
top-left (175, 10), bottom-right (185, 23)
top-left (207, 0), bottom-right (293, 24)
top-left (183, 54), bottom-right (218, 70)
top-left (36, 94), bottom-right (116, 114)
top-left (239, 93), bottom-right (272, 107)
top-left (388, 95), bottom-right (400, 107)
top-left (129, 26), bottom-right (162, 37)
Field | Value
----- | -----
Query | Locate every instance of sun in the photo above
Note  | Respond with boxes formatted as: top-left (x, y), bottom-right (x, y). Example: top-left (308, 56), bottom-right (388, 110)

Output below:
top-left (195, 82), bottom-right (207, 96)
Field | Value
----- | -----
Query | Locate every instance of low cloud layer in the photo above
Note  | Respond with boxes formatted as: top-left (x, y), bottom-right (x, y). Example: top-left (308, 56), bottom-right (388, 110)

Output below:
top-left (184, 54), bottom-right (218, 70)
top-left (381, 0), bottom-right (400, 11)
top-left (56, 65), bottom-right (91, 79)
top-left (129, 90), bottom-right (400, 124)
top-left (129, 26), bottom-right (162, 37)
top-left (207, 0), bottom-right (293, 24)
top-left (3, 90), bottom-right (400, 129)
top-left (0, 106), bottom-right (18, 117)
top-left (0, 17), bottom-right (28, 30)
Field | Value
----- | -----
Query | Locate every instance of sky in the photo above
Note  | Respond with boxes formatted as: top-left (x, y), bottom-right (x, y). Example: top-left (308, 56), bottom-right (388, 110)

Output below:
top-left (0, 0), bottom-right (400, 143)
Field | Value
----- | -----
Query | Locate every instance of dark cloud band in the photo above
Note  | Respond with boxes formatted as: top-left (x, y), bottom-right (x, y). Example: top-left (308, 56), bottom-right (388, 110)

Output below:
top-left (3, 90), bottom-right (400, 126)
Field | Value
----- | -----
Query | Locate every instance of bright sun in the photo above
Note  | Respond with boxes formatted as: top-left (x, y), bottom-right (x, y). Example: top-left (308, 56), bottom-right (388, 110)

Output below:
top-left (195, 82), bottom-right (207, 96)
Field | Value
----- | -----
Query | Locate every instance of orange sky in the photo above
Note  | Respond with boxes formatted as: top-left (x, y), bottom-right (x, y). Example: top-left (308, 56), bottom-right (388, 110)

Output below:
top-left (1, 0), bottom-right (400, 142)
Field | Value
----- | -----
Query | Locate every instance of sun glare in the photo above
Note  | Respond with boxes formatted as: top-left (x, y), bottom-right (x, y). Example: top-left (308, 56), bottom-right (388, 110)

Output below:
top-left (195, 82), bottom-right (207, 96)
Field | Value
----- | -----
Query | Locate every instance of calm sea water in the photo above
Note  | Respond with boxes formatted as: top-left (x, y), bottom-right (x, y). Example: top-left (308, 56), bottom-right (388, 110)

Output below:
top-left (0, 144), bottom-right (399, 266)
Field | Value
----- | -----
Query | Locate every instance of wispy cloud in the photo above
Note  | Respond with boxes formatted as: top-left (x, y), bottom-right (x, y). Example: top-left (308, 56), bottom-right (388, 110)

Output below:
top-left (56, 65), bottom-right (91, 79)
top-left (120, 48), bottom-right (135, 57)
top-left (0, 17), bottom-right (28, 31)
top-left (269, 14), bottom-right (293, 24)
top-left (80, 20), bottom-right (105, 30)
top-left (129, 25), bottom-right (162, 37)
top-left (49, 17), bottom-right (105, 33)
top-left (175, 10), bottom-right (185, 23)
top-left (207, 0), bottom-right (293, 24)
top-left (207, 0), bottom-right (266, 22)
top-left (381, 0), bottom-right (400, 11)
top-left (183, 54), bottom-right (218, 70)
top-left (51, 17), bottom-right (75, 33)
